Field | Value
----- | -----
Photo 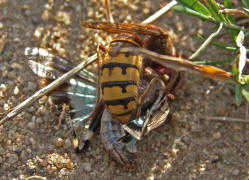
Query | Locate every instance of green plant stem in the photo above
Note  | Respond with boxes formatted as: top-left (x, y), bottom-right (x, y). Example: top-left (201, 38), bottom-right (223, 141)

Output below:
top-left (190, 23), bottom-right (223, 60)
top-left (197, 34), bottom-right (249, 54)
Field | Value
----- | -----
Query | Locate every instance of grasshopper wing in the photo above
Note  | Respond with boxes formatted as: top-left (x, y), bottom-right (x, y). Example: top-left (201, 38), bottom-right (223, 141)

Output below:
top-left (25, 47), bottom-right (98, 128)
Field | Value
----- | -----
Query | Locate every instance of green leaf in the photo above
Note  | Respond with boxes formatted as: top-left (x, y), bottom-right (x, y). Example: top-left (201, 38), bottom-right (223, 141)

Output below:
top-left (173, 5), bottom-right (210, 21)
top-left (233, 63), bottom-right (239, 80)
top-left (205, 0), bottom-right (226, 21)
top-left (224, 0), bottom-right (236, 24)
top-left (246, 31), bottom-right (249, 37)
top-left (175, 0), bottom-right (211, 16)
top-left (222, 0), bottom-right (240, 42)
top-left (242, 84), bottom-right (249, 102)
top-left (244, 76), bottom-right (249, 84)
top-left (235, 83), bottom-right (243, 105)
top-left (224, 0), bottom-right (232, 8)
top-left (205, 0), bottom-right (239, 42)
top-left (228, 29), bottom-right (240, 44)
top-left (240, 75), bottom-right (249, 85)
top-left (242, 0), bottom-right (249, 9)
top-left (175, 1), bottom-right (246, 35)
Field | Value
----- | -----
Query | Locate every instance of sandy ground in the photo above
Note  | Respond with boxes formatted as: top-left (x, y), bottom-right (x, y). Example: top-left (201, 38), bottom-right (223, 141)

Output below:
top-left (0, 0), bottom-right (248, 179)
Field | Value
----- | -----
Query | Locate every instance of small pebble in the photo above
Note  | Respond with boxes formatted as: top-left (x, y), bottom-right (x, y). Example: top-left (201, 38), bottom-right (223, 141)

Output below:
top-left (148, 176), bottom-right (155, 180)
top-left (10, 63), bottom-right (22, 69)
top-left (13, 86), bottom-right (19, 95)
top-left (28, 106), bottom-right (35, 113)
top-left (0, 84), bottom-right (7, 91)
top-left (29, 137), bottom-right (36, 146)
top-left (232, 168), bottom-right (240, 176)
top-left (31, 116), bottom-right (36, 121)
top-left (0, 146), bottom-right (4, 155)
top-left (109, 161), bottom-right (116, 167)
top-left (59, 168), bottom-right (68, 176)
top-left (2, 70), bottom-right (8, 78)
top-left (211, 155), bottom-right (221, 164)
top-left (26, 148), bottom-right (32, 154)
top-left (218, 174), bottom-right (224, 179)
top-left (8, 153), bottom-right (19, 164)
top-left (22, 4), bottom-right (29, 10)
top-left (27, 122), bottom-right (35, 129)
top-left (172, 112), bottom-right (180, 121)
top-left (3, 103), bottom-right (10, 111)
top-left (37, 106), bottom-right (46, 114)
top-left (27, 82), bottom-right (36, 91)
top-left (13, 146), bottom-right (22, 155)
top-left (39, 158), bottom-right (48, 167)
top-left (33, 26), bottom-right (44, 39)
top-left (232, 124), bottom-right (241, 130)
top-left (41, 10), bottom-right (50, 21)
top-left (7, 71), bottom-right (16, 79)
top-left (7, 140), bottom-right (11, 145)
top-left (0, 91), bottom-right (4, 97)
top-left (64, 138), bottom-right (71, 149)
top-left (31, 16), bottom-right (40, 25)
top-left (19, 175), bottom-right (26, 180)
top-left (87, 8), bottom-right (94, 17)
top-left (16, 137), bottom-right (22, 146)
top-left (38, 95), bottom-right (48, 104)
top-left (54, 138), bottom-right (64, 148)
top-left (213, 132), bottom-right (221, 139)
top-left (35, 117), bottom-right (42, 124)
top-left (143, 8), bottom-right (150, 14)
top-left (55, 11), bottom-right (71, 25)
top-left (13, 38), bottom-right (20, 43)
top-left (66, 161), bottom-right (74, 169)
top-left (0, 33), bottom-right (6, 53)
top-left (27, 159), bottom-right (36, 169)
top-left (82, 162), bottom-right (92, 172)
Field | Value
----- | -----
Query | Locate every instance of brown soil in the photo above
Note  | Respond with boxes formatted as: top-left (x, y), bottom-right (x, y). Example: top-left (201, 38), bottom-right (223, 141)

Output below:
top-left (0, 0), bottom-right (248, 179)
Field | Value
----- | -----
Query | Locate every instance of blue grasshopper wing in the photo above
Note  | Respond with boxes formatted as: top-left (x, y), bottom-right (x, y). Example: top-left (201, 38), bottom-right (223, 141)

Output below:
top-left (25, 47), bottom-right (98, 128)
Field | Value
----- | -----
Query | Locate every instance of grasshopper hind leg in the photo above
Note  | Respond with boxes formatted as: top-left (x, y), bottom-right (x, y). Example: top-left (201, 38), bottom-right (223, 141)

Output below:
top-left (70, 108), bottom-right (104, 153)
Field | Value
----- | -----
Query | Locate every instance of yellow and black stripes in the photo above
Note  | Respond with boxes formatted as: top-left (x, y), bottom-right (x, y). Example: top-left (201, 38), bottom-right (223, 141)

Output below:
top-left (101, 81), bottom-right (137, 93)
top-left (105, 96), bottom-right (135, 109)
top-left (101, 62), bottom-right (139, 75)
top-left (100, 44), bottom-right (143, 123)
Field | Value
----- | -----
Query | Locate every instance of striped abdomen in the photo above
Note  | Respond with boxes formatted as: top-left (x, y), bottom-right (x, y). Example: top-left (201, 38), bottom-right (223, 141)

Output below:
top-left (100, 43), bottom-right (143, 123)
